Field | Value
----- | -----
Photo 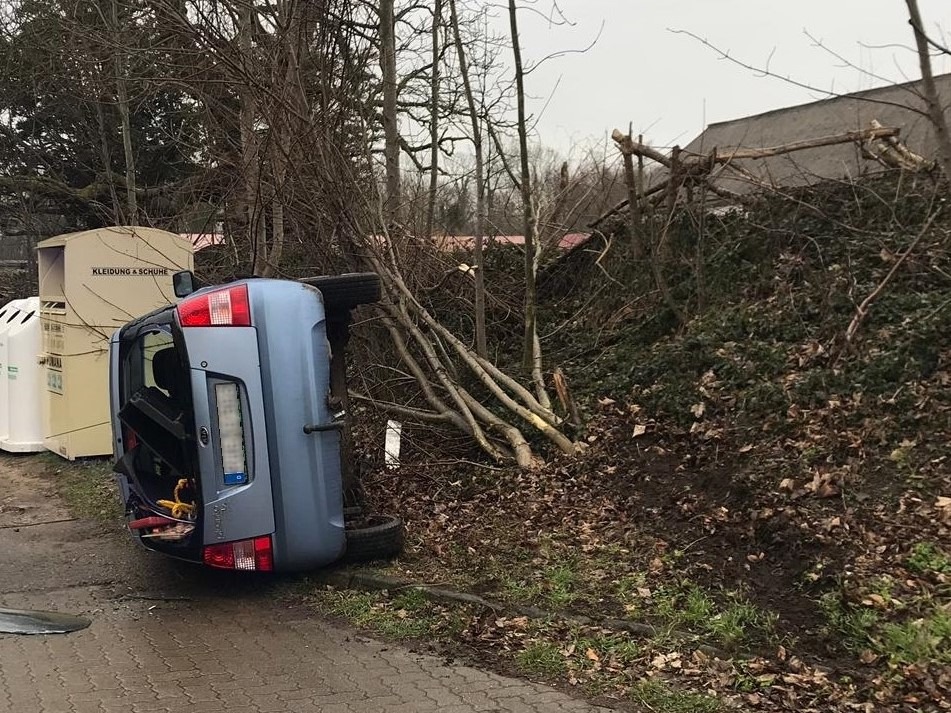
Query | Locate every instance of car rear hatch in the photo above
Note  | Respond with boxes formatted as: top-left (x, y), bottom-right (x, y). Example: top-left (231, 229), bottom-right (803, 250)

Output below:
top-left (112, 284), bottom-right (278, 570)
top-left (174, 282), bottom-right (277, 571)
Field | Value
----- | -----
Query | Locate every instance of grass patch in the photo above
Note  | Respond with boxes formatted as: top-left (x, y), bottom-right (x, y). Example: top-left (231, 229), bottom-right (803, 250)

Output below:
top-left (650, 582), bottom-right (778, 648)
top-left (629, 680), bottom-right (722, 713)
top-left (312, 587), bottom-right (464, 642)
top-left (820, 592), bottom-right (879, 653)
top-left (322, 590), bottom-right (377, 624)
top-left (516, 641), bottom-right (567, 677)
top-left (907, 542), bottom-right (951, 575)
top-left (497, 561), bottom-right (581, 609)
top-left (500, 574), bottom-right (543, 602)
top-left (880, 610), bottom-right (951, 665)
top-left (48, 456), bottom-right (122, 525)
top-left (545, 563), bottom-right (578, 608)
top-left (820, 589), bottom-right (951, 665)
top-left (571, 631), bottom-right (641, 666)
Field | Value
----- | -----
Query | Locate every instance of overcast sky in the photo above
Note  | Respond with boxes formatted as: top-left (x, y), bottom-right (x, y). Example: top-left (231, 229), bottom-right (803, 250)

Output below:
top-left (505, 0), bottom-right (950, 155)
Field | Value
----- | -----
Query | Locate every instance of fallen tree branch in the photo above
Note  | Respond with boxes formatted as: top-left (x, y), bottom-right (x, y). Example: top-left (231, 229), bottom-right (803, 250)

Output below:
top-left (842, 211), bottom-right (939, 349)
top-left (348, 390), bottom-right (454, 424)
top-left (861, 119), bottom-right (935, 171)
top-left (592, 125), bottom-right (904, 228)
top-left (710, 125), bottom-right (900, 162)
top-left (372, 253), bottom-right (578, 455)
top-left (458, 387), bottom-right (531, 468)
top-left (588, 181), bottom-right (668, 229)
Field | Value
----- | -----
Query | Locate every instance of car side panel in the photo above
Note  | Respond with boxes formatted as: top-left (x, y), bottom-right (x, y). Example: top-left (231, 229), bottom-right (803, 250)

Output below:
top-left (250, 280), bottom-right (345, 570)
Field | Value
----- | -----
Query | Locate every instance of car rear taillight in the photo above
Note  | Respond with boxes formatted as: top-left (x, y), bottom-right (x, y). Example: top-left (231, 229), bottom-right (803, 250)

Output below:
top-left (178, 284), bottom-right (251, 327)
top-left (215, 382), bottom-right (247, 485)
top-left (203, 535), bottom-right (273, 571)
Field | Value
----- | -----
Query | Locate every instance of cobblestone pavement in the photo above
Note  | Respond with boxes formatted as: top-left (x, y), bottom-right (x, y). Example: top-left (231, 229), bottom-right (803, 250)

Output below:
top-left (0, 457), bottom-right (612, 713)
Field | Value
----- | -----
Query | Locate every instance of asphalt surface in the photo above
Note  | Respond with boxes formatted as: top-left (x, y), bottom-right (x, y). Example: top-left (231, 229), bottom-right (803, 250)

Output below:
top-left (0, 455), bottom-right (610, 713)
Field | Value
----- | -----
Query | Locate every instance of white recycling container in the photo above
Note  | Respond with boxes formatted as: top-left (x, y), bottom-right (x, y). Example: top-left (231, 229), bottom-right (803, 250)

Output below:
top-left (1, 297), bottom-right (43, 452)
top-left (0, 298), bottom-right (27, 443)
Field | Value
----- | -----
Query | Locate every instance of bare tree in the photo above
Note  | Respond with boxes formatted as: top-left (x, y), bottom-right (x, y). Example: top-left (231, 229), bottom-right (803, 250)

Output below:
top-left (507, 0), bottom-right (547, 407)
top-left (448, 0), bottom-right (487, 357)
top-left (380, 0), bottom-right (401, 222)
top-left (110, 0), bottom-right (137, 223)
top-left (425, 0), bottom-right (442, 241)
top-left (905, 0), bottom-right (951, 183)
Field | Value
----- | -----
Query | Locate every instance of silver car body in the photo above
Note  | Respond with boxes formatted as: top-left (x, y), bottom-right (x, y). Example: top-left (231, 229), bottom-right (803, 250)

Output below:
top-left (109, 279), bottom-right (345, 571)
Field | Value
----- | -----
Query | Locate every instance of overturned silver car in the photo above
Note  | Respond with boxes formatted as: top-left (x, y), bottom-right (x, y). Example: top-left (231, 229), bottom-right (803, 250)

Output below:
top-left (109, 273), bottom-right (402, 572)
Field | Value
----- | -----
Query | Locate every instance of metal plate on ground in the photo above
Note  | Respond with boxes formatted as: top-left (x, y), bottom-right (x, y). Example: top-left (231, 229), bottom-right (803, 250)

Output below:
top-left (0, 607), bottom-right (91, 635)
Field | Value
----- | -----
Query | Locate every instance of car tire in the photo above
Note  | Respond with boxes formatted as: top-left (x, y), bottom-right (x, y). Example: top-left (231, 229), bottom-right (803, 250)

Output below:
top-left (343, 515), bottom-right (404, 562)
top-left (301, 273), bottom-right (381, 311)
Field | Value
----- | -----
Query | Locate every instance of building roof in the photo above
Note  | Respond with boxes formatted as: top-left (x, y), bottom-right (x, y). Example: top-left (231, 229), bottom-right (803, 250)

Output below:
top-left (674, 73), bottom-right (951, 194)
top-left (180, 232), bottom-right (224, 251)
top-left (434, 233), bottom-right (589, 251)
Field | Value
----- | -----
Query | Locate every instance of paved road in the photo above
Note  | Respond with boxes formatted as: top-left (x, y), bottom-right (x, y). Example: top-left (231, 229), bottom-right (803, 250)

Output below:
top-left (0, 457), bottom-right (610, 713)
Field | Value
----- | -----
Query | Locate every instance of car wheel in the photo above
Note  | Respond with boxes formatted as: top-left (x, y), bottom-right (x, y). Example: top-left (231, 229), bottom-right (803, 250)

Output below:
top-left (343, 515), bottom-right (404, 562)
top-left (301, 273), bottom-right (381, 311)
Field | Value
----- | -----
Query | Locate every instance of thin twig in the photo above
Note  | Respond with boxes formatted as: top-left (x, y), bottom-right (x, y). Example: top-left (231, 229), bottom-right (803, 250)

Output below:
top-left (842, 211), bottom-right (939, 349)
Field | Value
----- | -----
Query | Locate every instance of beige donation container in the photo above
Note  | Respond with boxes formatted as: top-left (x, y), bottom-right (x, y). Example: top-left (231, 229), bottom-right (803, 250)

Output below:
top-left (37, 226), bottom-right (194, 460)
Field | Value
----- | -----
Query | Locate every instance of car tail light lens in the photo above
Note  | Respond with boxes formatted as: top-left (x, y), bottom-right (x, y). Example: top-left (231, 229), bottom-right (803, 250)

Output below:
top-left (203, 535), bottom-right (273, 571)
top-left (215, 382), bottom-right (247, 486)
top-left (123, 428), bottom-right (138, 451)
top-left (178, 284), bottom-right (251, 327)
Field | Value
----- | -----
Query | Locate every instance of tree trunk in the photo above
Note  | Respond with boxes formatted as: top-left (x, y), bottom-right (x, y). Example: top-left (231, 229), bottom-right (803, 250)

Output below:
top-left (425, 0), bottom-right (442, 242)
top-left (449, 0), bottom-right (487, 357)
top-left (111, 0), bottom-right (137, 224)
top-left (620, 133), bottom-right (645, 258)
top-left (93, 95), bottom-right (121, 221)
top-left (380, 0), bottom-right (401, 223)
top-left (508, 0), bottom-right (539, 374)
top-left (238, 1), bottom-right (266, 276)
top-left (615, 132), bottom-right (684, 325)
top-left (905, 0), bottom-right (951, 183)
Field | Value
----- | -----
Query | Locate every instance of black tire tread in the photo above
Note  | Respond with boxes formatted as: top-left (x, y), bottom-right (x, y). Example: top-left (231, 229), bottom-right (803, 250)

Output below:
top-left (343, 515), bottom-right (404, 563)
top-left (301, 273), bottom-right (381, 311)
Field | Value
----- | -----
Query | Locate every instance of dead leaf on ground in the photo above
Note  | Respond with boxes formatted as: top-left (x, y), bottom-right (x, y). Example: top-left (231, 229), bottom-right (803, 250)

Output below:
top-left (632, 424), bottom-right (647, 438)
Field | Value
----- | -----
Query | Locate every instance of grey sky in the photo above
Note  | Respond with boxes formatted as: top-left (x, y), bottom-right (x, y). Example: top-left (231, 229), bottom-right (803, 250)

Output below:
top-left (510, 0), bottom-right (950, 154)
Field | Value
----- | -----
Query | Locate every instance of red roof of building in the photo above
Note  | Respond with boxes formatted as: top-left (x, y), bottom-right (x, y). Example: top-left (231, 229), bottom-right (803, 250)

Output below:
top-left (180, 232), bottom-right (224, 251)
